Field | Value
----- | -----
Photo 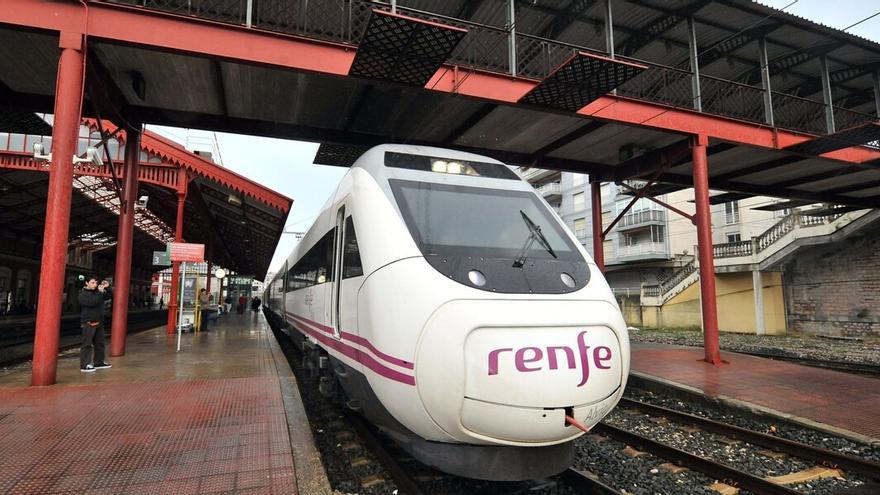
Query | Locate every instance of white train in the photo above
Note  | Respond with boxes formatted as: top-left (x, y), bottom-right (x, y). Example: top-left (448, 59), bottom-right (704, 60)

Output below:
top-left (264, 144), bottom-right (630, 481)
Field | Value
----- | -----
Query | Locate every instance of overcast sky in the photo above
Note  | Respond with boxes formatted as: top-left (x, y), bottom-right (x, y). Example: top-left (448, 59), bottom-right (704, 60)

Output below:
top-left (149, 0), bottom-right (880, 279)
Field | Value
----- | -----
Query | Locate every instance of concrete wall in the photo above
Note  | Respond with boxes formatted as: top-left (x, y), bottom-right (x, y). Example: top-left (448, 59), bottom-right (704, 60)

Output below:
top-left (782, 224), bottom-right (880, 338)
top-left (640, 272), bottom-right (786, 334)
top-left (617, 295), bottom-right (642, 327)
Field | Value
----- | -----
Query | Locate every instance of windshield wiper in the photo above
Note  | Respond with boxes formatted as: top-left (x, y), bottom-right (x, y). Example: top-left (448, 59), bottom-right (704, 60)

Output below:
top-left (513, 210), bottom-right (557, 268)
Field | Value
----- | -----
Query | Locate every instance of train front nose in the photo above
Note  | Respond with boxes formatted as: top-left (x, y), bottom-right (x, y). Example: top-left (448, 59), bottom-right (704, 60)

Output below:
top-left (416, 300), bottom-right (629, 445)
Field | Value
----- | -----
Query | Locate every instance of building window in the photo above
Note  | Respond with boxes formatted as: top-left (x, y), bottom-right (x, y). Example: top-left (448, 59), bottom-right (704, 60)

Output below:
top-left (572, 192), bottom-right (585, 211)
top-left (726, 233), bottom-right (741, 243)
top-left (725, 201), bottom-right (740, 224)
top-left (573, 217), bottom-right (586, 238)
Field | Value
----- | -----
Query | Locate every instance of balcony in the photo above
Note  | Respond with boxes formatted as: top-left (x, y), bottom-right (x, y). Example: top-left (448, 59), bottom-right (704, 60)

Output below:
top-left (536, 182), bottom-right (562, 201)
top-left (520, 168), bottom-right (558, 183)
top-left (617, 210), bottom-right (666, 231)
top-left (615, 242), bottom-right (669, 261)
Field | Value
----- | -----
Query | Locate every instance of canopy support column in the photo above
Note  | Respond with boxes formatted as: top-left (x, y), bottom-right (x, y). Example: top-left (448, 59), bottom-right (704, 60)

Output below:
top-left (166, 180), bottom-right (187, 334)
top-left (110, 124), bottom-right (141, 357)
top-left (590, 179), bottom-right (605, 272)
top-left (692, 135), bottom-right (721, 365)
top-left (753, 268), bottom-right (766, 336)
top-left (32, 34), bottom-right (85, 386)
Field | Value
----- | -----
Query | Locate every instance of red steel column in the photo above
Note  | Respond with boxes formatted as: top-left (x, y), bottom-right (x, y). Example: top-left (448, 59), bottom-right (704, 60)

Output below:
top-left (206, 261), bottom-right (212, 293)
top-left (590, 180), bottom-right (605, 272)
top-left (692, 135), bottom-right (721, 365)
top-left (166, 189), bottom-right (186, 334)
top-left (32, 35), bottom-right (85, 386)
top-left (109, 125), bottom-right (141, 356)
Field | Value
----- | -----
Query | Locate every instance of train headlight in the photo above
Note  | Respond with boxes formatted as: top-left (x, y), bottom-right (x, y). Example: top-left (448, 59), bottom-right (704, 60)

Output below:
top-left (467, 269), bottom-right (486, 287)
top-left (432, 160), bottom-right (448, 173)
top-left (447, 161), bottom-right (462, 174)
top-left (560, 272), bottom-right (575, 288)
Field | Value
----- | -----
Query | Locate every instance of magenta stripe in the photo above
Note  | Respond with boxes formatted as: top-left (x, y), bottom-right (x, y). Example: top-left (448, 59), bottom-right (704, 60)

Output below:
top-left (339, 332), bottom-right (414, 370)
top-left (287, 312), bottom-right (414, 370)
top-left (286, 317), bottom-right (416, 386)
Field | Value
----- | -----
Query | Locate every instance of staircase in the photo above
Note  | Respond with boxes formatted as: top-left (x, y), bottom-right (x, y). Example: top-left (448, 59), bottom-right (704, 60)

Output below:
top-left (640, 209), bottom-right (879, 304)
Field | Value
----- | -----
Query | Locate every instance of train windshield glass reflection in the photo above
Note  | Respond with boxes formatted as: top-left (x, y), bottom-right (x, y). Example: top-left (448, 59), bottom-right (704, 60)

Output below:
top-left (390, 180), bottom-right (581, 261)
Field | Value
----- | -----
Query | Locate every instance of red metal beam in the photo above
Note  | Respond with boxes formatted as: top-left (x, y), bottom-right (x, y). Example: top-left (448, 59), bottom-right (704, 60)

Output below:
top-left (32, 37), bottom-right (85, 387)
top-left (110, 125), bottom-right (140, 357)
top-left (1, 0), bottom-right (354, 76)
top-left (692, 135), bottom-right (721, 366)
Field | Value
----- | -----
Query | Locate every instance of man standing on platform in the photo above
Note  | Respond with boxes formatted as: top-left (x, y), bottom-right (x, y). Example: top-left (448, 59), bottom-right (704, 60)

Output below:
top-left (78, 276), bottom-right (113, 373)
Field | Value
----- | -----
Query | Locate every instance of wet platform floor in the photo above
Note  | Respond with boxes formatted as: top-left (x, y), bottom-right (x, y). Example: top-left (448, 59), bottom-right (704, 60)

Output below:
top-left (631, 343), bottom-right (880, 443)
top-left (0, 312), bottom-right (328, 494)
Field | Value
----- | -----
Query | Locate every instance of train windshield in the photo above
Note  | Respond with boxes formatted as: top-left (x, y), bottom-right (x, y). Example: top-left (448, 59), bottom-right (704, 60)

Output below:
top-left (390, 180), bottom-right (581, 262)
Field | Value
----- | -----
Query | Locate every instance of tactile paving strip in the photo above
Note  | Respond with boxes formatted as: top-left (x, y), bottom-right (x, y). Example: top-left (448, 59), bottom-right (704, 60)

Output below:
top-left (0, 376), bottom-right (296, 494)
top-left (350, 10), bottom-right (467, 86)
top-left (520, 52), bottom-right (647, 111)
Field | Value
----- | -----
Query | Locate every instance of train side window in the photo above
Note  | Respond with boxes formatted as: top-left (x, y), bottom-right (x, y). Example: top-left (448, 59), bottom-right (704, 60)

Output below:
top-left (342, 216), bottom-right (364, 279)
top-left (287, 265), bottom-right (299, 292)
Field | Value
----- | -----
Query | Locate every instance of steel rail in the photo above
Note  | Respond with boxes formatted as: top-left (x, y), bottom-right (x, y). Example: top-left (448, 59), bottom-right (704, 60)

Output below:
top-left (620, 398), bottom-right (880, 480)
top-left (560, 467), bottom-right (621, 494)
top-left (592, 422), bottom-right (802, 495)
top-left (345, 411), bottom-right (425, 495)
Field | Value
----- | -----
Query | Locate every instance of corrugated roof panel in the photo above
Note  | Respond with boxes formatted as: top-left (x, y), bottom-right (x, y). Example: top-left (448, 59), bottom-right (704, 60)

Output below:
top-left (794, 169), bottom-right (880, 193)
top-left (453, 106), bottom-right (589, 154)
top-left (398, 0), bottom-right (464, 17)
top-left (549, 124), bottom-right (682, 164)
top-left (468, 0), bottom-right (509, 29)
top-left (736, 159), bottom-right (842, 185)
top-left (556, 20), bottom-right (607, 52)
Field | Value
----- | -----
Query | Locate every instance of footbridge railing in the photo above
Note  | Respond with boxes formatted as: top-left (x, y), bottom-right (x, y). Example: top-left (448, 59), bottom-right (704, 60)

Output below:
top-left (102, 0), bottom-right (878, 137)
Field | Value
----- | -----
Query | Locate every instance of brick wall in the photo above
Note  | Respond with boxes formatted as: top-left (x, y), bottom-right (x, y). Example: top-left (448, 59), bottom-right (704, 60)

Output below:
top-left (783, 222), bottom-right (880, 338)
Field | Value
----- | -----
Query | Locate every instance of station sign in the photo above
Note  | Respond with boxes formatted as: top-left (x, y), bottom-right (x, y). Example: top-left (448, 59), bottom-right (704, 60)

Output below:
top-left (167, 242), bottom-right (205, 262)
top-left (152, 250), bottom-right (171, 266)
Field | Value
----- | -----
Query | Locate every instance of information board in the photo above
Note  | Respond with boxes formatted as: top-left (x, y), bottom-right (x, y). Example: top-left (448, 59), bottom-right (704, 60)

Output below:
top-left (152, 251), bottom-right (171, 266)
top-left (168, 242), bottom-right (205, 262)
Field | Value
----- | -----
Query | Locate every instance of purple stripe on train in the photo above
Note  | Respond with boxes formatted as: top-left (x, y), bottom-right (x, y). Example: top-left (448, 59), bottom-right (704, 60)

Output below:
top-left (287, 312), bottom-right (414, 370)
top-left (285, 312), bottom-right (416, 386)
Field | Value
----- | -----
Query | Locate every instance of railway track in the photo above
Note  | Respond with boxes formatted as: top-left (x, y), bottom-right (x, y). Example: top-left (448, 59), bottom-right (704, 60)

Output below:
top-left (619, 398), bottom-right (880, 481)
top-left (581, 397), bottom-right (880, 495)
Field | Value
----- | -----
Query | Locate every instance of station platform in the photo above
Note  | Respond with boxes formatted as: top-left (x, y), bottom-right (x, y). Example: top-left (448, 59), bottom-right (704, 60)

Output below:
top-left (0, 313), bottom-right (330, 494)
top-left (631, 343), bottom-right (880, 444)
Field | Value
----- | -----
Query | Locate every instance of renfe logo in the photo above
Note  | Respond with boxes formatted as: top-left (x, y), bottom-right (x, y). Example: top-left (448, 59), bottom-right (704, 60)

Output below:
top-left (487, 331), bottom-right (613, 387)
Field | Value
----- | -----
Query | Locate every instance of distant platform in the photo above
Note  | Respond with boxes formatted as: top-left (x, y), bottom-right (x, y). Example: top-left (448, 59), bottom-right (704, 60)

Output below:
top-left (631, 343), bottom-right (880, 443)
top-left (0, 313), bottom-right (330, 494)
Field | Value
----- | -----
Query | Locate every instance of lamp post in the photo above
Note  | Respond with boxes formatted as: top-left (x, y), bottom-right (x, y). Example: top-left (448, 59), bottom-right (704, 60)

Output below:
top-left (214, 268), bottom-right (226, 312)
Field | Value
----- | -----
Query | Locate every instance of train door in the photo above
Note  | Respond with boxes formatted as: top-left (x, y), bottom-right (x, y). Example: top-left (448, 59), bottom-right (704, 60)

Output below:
top-left (329, 206), bottom-right (345, 339)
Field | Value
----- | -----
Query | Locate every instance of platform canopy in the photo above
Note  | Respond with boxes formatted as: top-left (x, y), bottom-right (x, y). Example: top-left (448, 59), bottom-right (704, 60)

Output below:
top-left (1, 0), bottom-right (879, 208)
top-left (0, 114), bottom-right (292, 279)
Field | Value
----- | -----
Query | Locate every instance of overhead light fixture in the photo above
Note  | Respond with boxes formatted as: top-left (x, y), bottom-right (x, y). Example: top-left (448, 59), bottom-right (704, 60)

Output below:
top-left (227, 193), bottom-right (242, 206)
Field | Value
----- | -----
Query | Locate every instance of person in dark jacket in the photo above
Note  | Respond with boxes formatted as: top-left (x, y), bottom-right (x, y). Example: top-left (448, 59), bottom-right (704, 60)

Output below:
top-left (78, 276), bottom-right (113, 373)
